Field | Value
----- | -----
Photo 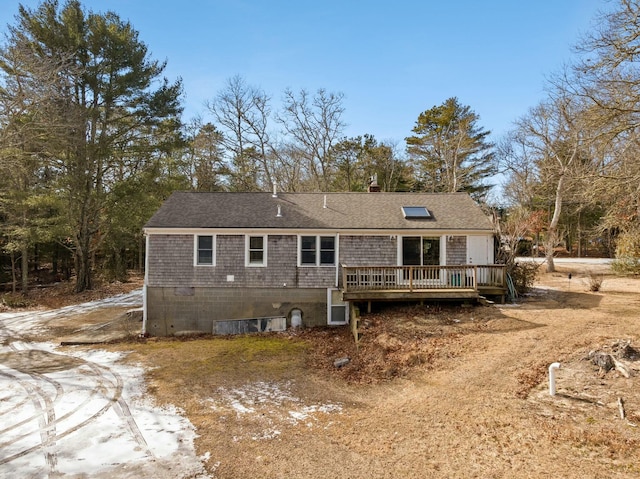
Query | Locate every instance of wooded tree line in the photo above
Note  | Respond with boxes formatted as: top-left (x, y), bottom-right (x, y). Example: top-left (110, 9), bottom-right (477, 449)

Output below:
top-left (499, 0), bottom-right (640, 273)
top-left (2, 0), bottom-right (639, 294)
top-left (0, 1), bottom-right (498, 293)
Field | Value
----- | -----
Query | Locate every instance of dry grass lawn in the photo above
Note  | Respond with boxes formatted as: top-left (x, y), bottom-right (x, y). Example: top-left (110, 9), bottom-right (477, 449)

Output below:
top-left (108, 264), bottom-right (640, 478)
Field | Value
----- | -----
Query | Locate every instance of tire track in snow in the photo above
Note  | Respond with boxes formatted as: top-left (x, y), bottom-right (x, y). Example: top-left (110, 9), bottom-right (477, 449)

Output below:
top-left (0, 351), bottom-right (154, 467)
top-left (0, 369), bottom-right (59, 474)
top-left (0, 289), bottom-right (188, 476)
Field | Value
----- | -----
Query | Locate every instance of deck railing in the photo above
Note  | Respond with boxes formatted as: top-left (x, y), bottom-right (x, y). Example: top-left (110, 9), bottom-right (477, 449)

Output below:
top-left (341, 264), bottom-right (506, 293)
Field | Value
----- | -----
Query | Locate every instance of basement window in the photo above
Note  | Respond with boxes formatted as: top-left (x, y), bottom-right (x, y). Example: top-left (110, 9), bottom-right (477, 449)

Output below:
top-left (401, 206), bottom-right (431, 219)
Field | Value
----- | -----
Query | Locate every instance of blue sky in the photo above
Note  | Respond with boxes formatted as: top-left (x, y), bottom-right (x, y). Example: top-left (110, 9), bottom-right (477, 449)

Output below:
top-left (1, 0), bottom-right (606, 145)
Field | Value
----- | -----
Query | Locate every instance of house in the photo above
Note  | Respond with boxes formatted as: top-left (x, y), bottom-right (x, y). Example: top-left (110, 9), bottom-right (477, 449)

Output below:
top-left (142, 191), bottom-right (505, 336)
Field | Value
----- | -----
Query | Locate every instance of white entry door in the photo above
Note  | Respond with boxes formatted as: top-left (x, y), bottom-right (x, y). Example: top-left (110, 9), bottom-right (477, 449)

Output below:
top-left (467, 236), bottom-right (489, 265)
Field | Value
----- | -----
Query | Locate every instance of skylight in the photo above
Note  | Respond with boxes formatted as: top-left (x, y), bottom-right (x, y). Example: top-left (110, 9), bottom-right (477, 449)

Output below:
top-left (402, 206), bottom-right (431, 219)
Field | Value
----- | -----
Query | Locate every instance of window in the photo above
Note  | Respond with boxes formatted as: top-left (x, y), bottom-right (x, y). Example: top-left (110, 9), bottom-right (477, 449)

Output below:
top-left (301, 236), bottom-right (316, 265)
top-left (327, 288), bottom-right (348, 325)
top-left (401, 236), bottom-right (441, 282)
top-left (246, 235), bottom-right (267, 266)
top-left (402, 236), bottom-right (440, 266)
top-left (402, 206), bottom-right (431, 219)
top-left (320, 236), bottom-right (335, 265)
top-left (195, 235), bottom-right (215, 266)
top-left (300, 235), bottom-right (336, 266)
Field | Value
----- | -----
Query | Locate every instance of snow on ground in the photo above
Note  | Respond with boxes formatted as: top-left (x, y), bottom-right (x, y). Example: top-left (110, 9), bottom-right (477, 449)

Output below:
top-left (0, 292), bottom-right (211, 478)
top-left (207, 381), bottom-right (343, 442)
top-left (0, 289), bottom-right (143, 343)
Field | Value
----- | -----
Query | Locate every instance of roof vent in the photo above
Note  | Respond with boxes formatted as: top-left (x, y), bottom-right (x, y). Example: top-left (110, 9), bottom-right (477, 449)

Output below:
top-left (272, 183), bottom-right (278, 198)
top-left (276, 204), bottom-right (282, 217)
top-left (323, 195), bottom-right (327, 208)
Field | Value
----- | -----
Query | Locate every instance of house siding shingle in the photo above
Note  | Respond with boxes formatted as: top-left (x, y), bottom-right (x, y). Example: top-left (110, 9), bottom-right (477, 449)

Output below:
top-left (147, 234), bottom-right (337, 289)
top-left (446, 235), bottom-right (467, 265)
top-left (339, 235), bottom-right (397, 266)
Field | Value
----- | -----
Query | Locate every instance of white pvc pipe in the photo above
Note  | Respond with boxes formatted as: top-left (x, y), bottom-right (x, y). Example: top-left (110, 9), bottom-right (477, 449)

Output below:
top-left (549, 362), bottom-right (561, 396)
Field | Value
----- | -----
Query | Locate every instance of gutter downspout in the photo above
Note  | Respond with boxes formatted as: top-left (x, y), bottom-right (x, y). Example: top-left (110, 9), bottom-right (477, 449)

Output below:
top-left (335, 233), bottom-right (340, 288)
top-left (142, 232), bottom-right (149, 336)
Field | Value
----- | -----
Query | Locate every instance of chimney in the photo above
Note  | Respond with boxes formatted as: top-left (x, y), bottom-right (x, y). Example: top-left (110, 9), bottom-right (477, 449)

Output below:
top-left (368, 173), bottom-right (381, 192)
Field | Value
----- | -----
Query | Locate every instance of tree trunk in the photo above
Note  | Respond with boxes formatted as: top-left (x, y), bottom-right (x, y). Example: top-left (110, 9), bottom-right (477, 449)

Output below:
top-left (21, 244), bottom-right (29, 293)
top-left (545, 173), bottom-right (566, 273)
top-left (74, 222), bottom-right (93, 292)
top-left (52, 243), bottom-right (59, 275)
top-left (75, 247), bottom-right (92, 292)
top-left (577, 210), bottom-right (582, 258)
top-left (138, 235), bottom-right (144, 273)
top-left (10, 251), bottom-right (17, 294)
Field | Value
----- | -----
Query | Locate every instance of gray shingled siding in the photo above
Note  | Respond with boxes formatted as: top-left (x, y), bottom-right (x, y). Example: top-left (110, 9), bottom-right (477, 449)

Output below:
top-left (213, 235), bottom-right (299, 287)
top-left (147, 235), bottom-right (194, 287)
top-left (148, 233), bottom-right (472, 289)
top-left (148, 233), bottom-right (335, 288)
top-left (339, 235), bottom-right (397, 266)
top-left (446, 236), bottom-right (467, 265)
top-left (146, 286), bottom-right (327, 336)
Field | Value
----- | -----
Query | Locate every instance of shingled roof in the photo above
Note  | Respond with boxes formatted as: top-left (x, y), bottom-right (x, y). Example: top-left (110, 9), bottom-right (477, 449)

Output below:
top-left (144, 191), bottom-right (494, 232)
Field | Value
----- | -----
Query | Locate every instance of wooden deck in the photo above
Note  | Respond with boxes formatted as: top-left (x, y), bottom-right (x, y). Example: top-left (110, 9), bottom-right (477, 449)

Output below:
top-left (341, 265), bottom-right (507, 302)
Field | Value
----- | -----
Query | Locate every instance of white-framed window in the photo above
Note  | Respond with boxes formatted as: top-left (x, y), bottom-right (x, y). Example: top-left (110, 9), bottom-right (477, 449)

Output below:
top-left (194, 235), bottom-right (215, 266)
top-left (327, 288), bottom-right (348, 325)
top-left (245, 235), bottom-right (267, 267)
top-left (299, 235), bottom-right (336, 266)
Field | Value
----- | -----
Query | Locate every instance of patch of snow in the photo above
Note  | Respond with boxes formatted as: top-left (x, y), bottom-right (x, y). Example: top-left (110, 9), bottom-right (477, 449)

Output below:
top-left (252, 428), bottom-right (281, 441)
top-left (0, 340), bottom-right (210, 478)
top-left (208, 381), bottom-right (342, 441)
top-left (0, 289), bottom-right (143, 343)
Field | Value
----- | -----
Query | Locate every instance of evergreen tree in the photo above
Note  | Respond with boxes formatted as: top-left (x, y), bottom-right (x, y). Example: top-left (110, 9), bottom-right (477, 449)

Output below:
top-left (0, 0), bottom-right (183, 291)
top-left (406, 97), bottom-right (495, 199)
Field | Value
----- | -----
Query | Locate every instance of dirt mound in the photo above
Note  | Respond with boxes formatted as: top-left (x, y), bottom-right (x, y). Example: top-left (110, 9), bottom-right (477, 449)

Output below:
top-left (301, 303), bottom-right (493, 383)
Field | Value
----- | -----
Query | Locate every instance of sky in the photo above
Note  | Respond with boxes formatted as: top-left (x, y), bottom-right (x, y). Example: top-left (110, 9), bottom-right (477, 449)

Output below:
top-left (0, 0), bottom-right (607, 145)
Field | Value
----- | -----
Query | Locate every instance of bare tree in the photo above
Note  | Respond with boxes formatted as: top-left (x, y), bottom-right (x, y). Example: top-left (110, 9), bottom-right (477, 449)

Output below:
top-left (497, 132), bottom-right (538, 207)
top-left (570, 0), bottom-right (640, 268)
top-left (511, 94), bottom-right (590, 272)
top-left (207, 75), bottom-right (274, 190)
top-left (277, 88), bottom-right (345, 191)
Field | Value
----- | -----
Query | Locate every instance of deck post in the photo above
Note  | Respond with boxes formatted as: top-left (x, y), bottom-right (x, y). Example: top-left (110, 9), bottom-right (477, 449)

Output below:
top-left (474, 265), bottom-right (478, 291)
top-left (409, 266), bottom-right (413, 292)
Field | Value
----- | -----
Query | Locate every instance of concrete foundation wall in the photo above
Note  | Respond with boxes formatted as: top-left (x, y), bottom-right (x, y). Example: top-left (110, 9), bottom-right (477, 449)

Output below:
top-left (146, 286), bottom-right (327, 336)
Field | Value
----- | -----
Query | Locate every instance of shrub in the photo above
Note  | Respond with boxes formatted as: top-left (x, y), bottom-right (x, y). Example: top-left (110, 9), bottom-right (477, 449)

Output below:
top-left (1, 294), bottom-right (32, 308)
top-left (612, 229), bottom-right (640, 275)
top-left (612, 256), bottom-right (640, 275)
top-left (587, 271), bottom-right (604, 292)
top-left (508, 261), bottom-right (541, 295)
